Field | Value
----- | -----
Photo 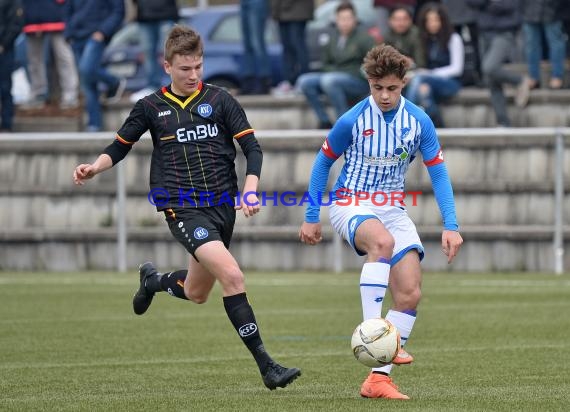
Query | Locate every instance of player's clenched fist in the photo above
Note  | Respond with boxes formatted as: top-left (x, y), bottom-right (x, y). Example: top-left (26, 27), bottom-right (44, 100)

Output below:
top-left (73, 164), bottom-right (96, 185)
top-left (299, 221), bottom-right (323, 245)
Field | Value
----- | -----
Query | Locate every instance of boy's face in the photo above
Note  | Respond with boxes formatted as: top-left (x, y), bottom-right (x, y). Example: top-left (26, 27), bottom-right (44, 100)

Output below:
top-left (335, 9), bottom-right (357, 36)
top-left (164, 53), bottom-right (204, 96)
top-left (389, 9), bottom-right (412, 34)
top-left (368, 74), bottom-right (406, 112)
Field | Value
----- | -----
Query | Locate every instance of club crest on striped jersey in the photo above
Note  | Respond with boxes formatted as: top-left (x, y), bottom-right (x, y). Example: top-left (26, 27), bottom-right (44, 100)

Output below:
top-left (400, 127), bottom-right (411, 139)
top-left (394, 145), bottom-right (409, 160)
top-left (197, 103), bottom-right (213, 117)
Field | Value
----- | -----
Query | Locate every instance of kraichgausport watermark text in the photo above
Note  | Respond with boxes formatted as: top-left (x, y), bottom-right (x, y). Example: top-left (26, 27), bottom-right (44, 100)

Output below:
top-left (147, 188), bottom-right (422, 208)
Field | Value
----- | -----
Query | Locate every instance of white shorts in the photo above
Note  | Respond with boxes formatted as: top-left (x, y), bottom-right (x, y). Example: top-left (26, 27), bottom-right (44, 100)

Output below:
top-left (329, 200), bottom-right (424, 265)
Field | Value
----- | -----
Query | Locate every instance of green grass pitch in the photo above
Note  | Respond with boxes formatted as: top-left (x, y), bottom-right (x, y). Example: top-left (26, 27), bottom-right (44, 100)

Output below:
top-left (1, 271), bottom-right (569, 411)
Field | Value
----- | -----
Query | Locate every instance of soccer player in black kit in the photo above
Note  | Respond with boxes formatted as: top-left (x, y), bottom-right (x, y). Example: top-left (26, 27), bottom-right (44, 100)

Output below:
top-left (73, 25), bottom-right (301, 390)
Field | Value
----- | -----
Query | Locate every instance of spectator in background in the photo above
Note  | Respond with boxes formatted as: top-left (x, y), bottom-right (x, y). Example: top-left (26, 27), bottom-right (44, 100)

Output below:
top-left (297, 1), bottom-right (376, 129)
top-left (521, 0), bottom-right (566, 89)
top-left (467, 0), bottom-right (531, 127)
top-left (0, 0), bottom-right (24, 132)
top-left (240, 0), bottom-right (271, 95)
top-left (382, 6), bottom-right (425, 69)
top-left (270, 0), bottom-right (314, 96)
top-left (405, 2), bottom-right (464, 127)
top-left (441, 0), bottom-right (481, 86)
top-left (22, 0), bottom-right (79, 110)
top-left (373, 0), bottom-right (416, 38)
top-left (64, 0), bottom-right (125, 132)
top-left (129, 0), bottom-right (179, 102)
top-left (562, 6), bottom-right (570, 59)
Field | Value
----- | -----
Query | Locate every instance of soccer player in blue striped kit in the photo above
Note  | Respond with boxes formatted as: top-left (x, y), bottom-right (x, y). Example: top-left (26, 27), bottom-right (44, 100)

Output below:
top-left (299, 44), bottom-right (463, 399)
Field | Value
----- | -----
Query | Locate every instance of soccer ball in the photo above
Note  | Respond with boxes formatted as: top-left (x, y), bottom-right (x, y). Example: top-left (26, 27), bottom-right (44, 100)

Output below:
top-left (351, 318), bottom-right (400, 367)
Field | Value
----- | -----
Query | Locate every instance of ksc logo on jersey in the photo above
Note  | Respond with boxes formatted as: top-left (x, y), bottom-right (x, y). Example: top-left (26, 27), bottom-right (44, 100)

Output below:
top-left (158, 110), bottom-right (171, 117)
top-left (194, 227), bottom-right (209, 240)
top-left (197, 104), bottom-right (213, 117)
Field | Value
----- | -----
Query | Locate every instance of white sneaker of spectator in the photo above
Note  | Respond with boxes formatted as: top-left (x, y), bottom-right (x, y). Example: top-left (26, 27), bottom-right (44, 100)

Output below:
top-left (104, 78), bottom-right (127, 104)
top-left (129, 87), bottom-right (156, 103)
top-left (271, 81), bottom-right (297, 98)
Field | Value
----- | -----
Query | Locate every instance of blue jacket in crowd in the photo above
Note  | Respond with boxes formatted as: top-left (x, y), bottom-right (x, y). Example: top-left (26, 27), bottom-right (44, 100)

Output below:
top-left (0, 0), bottom-right (24, 52)
top-left (63, 0), bottom-right (124, 42)
top-left (23, 0), bottom-right (66, 33)
top-left (134, 0), bottom-right (179, 22)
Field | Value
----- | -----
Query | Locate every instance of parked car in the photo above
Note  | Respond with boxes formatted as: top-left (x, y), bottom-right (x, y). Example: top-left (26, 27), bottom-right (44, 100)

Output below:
top-left (102, 0), bottom-right (380, 93)
top-left (102, 5), bottom-right (284, 93)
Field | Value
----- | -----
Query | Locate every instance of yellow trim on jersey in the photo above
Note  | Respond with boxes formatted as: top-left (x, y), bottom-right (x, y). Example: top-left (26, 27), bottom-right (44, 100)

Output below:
top-left (160, 135), bottom-right (176, 141)
top-left (116, 134), bottom-right (134, 145)
top-left (234, 129), bottom-right (254, 139)
top-left (163, 88), bottom-right (201, 109)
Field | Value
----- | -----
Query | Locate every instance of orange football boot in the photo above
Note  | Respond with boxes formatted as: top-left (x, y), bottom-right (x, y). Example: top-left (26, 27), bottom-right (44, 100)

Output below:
top-left (392, 347), bottom-right (414, 365)
top-left (360, 373), bottom-right (409, 399)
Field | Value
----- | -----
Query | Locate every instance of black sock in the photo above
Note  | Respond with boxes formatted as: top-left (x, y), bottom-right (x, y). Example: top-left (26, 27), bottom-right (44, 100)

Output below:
top-left (158, 270), bottom-right (189, 300)
top-left (223, 292), bottom-right (272, 373)
top-left (373, 371), bottom-right (389, 376)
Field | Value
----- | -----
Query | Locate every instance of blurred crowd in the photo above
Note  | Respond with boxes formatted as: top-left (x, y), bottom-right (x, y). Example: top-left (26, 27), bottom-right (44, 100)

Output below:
top-left (0, 0), bottom-right (568, 132)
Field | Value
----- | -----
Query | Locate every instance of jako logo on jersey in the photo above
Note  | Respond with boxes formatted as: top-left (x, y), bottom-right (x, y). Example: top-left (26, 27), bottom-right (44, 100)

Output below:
top-left (363, 128), bottom-right (374, 137)
top-left (158, 110), bottom-right (171, 117)
top-left (197, 104), bottom-right (213, 117)
top-left (176, 124), bottom-right (219, 142)
top-left (194, 227), bottom-right (209, 240)
top-left (238, 323), bottom-right (258, 337)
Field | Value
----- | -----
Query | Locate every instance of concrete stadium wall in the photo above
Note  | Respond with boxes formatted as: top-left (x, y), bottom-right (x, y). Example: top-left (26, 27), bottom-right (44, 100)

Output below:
top-left (0, 129), bottom-right (569, 272)
top-left (14, 88), bottom-right (570, 133)
top-left (100, 89), bottom-right (570, 132)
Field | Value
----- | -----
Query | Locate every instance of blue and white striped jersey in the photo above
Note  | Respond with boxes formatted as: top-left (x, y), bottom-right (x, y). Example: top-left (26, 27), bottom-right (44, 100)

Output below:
top-left (305, 95), bottom-right (458, 230)
top-left (322, 95), bottom-right (443, 197)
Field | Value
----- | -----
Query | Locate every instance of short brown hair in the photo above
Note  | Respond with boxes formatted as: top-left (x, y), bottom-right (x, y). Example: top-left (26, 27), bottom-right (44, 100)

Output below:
top-left (164, 25), bottom-right (203, 63)
top-left (362, 44), bottom-right (411, 80)
top-left (336, 1), bottom-right (356, 15)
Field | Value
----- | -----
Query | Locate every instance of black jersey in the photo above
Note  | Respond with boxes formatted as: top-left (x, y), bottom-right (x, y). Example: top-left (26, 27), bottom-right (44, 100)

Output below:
top-left (108, 83), bottom-right (261, 209)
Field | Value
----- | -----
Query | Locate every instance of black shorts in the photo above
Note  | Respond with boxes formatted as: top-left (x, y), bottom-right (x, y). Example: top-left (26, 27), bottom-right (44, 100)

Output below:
top-left (165, 204), bottom-right (236, 259)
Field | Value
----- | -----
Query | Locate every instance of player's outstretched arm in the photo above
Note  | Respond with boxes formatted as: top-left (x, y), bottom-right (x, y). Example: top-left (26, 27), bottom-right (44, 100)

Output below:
top-left (73, 154), bottom-right (113, 185)
top-left (442, 230), bottom-right (463, 264)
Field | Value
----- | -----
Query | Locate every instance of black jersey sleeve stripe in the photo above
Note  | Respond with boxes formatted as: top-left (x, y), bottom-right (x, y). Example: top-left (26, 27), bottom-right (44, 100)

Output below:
top-left (234, 129), bottom-right (255, 139)
top-left (115, 134), bottom-right (135, 145)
